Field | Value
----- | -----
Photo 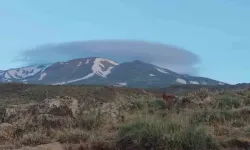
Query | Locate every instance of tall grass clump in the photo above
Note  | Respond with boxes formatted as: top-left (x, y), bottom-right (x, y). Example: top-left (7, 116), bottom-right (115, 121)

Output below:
top-left (190, 109), bottom-right (236, 125)
top-left (117, 117), bottom-right (219, 150)
top-left (181, 125), bottom-right (219, 150)
top-left (18, 131), bottom-right (51, 146)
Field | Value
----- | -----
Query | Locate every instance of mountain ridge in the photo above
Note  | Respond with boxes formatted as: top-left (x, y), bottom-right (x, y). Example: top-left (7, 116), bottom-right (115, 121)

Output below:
top-left (0, 57), bottom-right (227, 88)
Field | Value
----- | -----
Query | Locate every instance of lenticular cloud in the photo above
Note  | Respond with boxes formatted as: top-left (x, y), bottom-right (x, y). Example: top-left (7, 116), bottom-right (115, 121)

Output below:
top-left (15, 40), bottom-right (201, 75)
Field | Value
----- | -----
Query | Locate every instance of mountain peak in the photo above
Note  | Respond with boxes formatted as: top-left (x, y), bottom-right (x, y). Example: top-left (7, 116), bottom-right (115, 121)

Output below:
top-left (132, 60), bottom-right (151, 65)
top-left (66, 57), bottom-right (119, 65)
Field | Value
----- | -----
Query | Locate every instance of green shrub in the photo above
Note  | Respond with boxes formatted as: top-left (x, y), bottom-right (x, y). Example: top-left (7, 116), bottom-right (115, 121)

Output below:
top-left (190, 110), bottom-right (212, 125)
top-left (215, 96), bottom-right (241, 110)
top-left (181, 126), bottom-right (219, 150)
top-left (130, 99), bottom-right (145, 110)
top-left (117, 118), bottom-right (219, 150)
top-left (150, 99), bottom-right (168, 110)
top-left (243, 97), bottom-right (250, 105)
top-left (118, 119), bottom-right (180, 149)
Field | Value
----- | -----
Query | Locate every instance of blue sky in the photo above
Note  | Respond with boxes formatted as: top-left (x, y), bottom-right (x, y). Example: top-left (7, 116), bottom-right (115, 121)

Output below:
top-left (1, 0), bottom-right (250, 84)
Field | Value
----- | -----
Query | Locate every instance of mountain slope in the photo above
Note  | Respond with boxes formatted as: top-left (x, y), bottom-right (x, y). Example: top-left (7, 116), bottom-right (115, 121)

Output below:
top-left (107, 60), bottom-right (225, 88)
top-left (0, 57), bottom-right (226, 88)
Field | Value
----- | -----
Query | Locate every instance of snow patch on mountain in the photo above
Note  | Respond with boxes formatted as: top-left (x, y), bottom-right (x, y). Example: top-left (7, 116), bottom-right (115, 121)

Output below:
top-left (5, 66), bottom-right (44, 79)
top-left (52, 81), bottom-right (66, 85)
top-left (113, 82), bottom-right (127, 87)
top-left (176, 78), bottom-right (187, 84)
top-left (201, 81), bottom-right (207, 85)
top-left (4, 73), bottom-right (11, 79)
top-left (21, 79), bottom-right (28, 84)
top-left (53, 72), bottom-right (95, 85)
top-left (91, 58), bottom-right (118, 77)
top-left (100, 63), bottom-right (105, 68)
top-left (155, 67), bottom-right (169, 74)
top-left (190, 81), bottom-right (199, 84)
top-left (77, 61), bottom-right (82, 67)
top-left (118, 82), bottom-right (127, 86)
top-left (41, 64), bottom-right (52, 71)
top-left (39, 72), bottom-right (47, 81)
top-left (49, 58), bottom-right (119, 85)
top-left (102, 67), bottom-right (114, 77)
top-left (67, 73), bottom-right (95, 84)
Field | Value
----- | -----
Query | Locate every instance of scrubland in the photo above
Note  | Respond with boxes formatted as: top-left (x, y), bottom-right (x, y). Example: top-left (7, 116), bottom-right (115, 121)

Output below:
top-left (0, 83), bottom-right (250, 150)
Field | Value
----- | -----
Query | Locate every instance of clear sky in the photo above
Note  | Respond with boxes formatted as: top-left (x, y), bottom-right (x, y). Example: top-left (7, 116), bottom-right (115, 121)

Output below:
top-left (1, 0), bottom-right (250, 84)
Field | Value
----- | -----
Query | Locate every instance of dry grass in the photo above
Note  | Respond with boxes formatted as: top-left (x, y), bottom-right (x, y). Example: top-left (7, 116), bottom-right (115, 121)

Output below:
top-left (17, 131), bottom-right (52, 146)
top-left (0, 84), bottom-right (250, 149)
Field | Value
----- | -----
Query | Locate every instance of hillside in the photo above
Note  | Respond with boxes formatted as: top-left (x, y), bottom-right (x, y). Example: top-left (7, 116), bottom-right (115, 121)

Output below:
top-left (0, 83), bottom-right (250, 149)
top-left (0, 57), bottom-right (226, 88)
top-left (149, 83), bottom-right (250, 95)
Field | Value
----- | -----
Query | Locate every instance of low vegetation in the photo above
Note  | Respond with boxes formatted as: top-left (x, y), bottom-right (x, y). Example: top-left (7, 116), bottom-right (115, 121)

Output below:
top-left (0, 83), bottom-right (250, 149)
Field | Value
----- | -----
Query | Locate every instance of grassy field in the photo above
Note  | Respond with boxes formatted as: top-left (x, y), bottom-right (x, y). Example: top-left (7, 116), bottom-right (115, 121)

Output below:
top-left (0, 83), bottom-right (250, 149)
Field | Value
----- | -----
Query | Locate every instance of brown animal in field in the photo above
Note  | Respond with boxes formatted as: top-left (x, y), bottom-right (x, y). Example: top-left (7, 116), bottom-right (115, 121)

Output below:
top-left (162, 93), bottom-right (176, 108)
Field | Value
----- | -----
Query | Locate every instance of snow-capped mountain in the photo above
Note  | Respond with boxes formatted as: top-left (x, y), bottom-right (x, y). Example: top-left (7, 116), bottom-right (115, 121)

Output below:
top-left (0, 57), bottom-right (226, 88)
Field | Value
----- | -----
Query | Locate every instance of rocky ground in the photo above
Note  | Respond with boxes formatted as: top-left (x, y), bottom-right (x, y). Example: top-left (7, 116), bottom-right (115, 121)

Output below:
top-left (0, 83), bottom-right (250, 150)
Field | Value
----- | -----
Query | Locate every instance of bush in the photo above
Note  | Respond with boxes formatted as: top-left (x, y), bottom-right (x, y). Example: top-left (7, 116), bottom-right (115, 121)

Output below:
top-left (117, 118), bottom-right (219, 150)
top-left (215, 96), bottom-right (241, 110)
top-left (246, 91), bottom-right (250, 98)
top-left (243, 98), bottom-right (250, 105)
top-left (150, 99), bottom-right (168, 110)
top-left (231, 120), bottom-right (246, 127)
top-left (181, 126), bottom-right (219, 150)
top-left (196, 88), bottom-right (209, 99)
top-left (190, 109), bottom-right (235, 125)
top-left (74, 114), bottom-right (104, 130)
top-left (129, 99), bottom-right (145, 110)
top-left (117, 119), bottom-right (180, 149)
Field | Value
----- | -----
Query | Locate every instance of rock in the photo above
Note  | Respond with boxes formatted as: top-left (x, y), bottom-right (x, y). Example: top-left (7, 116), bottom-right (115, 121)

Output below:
top-left (0, 123), bottom-right (15, 140)
top-left (15, 142), bottom-right (64, 150)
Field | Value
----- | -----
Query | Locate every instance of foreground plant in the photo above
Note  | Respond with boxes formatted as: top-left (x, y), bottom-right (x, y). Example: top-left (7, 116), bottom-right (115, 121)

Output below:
top-left (117, 116), bottom-right (219, 150)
